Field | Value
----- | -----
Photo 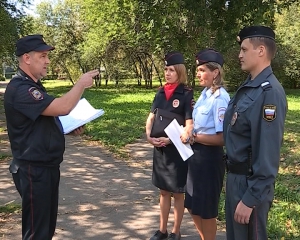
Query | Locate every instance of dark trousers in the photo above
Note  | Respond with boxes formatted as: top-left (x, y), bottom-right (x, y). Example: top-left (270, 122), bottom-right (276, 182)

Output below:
top-left (225, 173), bottom-right (274, 240)
top-left (12, 164), bottom-right (60, 240)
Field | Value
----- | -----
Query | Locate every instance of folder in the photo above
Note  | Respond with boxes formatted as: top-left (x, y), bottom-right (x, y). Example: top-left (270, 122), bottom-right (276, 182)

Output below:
top-left (164, 119), bottom-right (194, 161)
top-left (58, 98), bottom-right (104, 134)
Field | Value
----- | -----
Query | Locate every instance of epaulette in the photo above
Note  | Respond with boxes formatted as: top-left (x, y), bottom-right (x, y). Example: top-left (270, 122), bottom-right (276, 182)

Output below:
top-left (261, 81), bottom-right (272, 91)
top-left (184, 86), bottom-right (192, 91)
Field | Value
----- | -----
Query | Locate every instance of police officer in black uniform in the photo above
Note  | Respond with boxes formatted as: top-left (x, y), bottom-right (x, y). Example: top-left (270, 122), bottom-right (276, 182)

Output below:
top-left (223, 26), bottom-right (287, 239)
top-left (4, 35), bottom-right (99, 240)
top-left (145, 51), bottom-right (194, 240)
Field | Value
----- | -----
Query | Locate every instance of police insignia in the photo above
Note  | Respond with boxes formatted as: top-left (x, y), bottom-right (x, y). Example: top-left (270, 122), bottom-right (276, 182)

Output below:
top-left (173, 99), bottom-right (180, 108)
top-left (231, 112), bottom-right (238, 125)
top-left (263, 105), bottom-right (276, 121)
top-left (218, 107), bottom-right (226, 122)
top-left (28, 87), bottom-right (43, 100)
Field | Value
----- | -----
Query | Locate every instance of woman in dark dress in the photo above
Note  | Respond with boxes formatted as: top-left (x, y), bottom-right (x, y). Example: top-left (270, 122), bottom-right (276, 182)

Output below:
top-left (145, 51), bottom-right (194, 240)
top-left (184, 49), bottom-right (230, 240)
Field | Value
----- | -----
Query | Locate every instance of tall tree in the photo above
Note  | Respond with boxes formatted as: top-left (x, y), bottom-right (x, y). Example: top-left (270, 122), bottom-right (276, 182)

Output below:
top-left (33, 0), bottom-right (87, 84)
top-left (275, 1), bottom-right (300, 88)
top-left (135, 0), bottom-right (283, 87)
top-left (0, 0), bottom-right (34, 71)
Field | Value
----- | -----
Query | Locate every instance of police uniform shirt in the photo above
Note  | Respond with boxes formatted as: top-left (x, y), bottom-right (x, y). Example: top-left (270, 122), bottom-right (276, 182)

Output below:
top-left (223, 66), bottom-right (287, 208)
top-left (4, 69), bottom-right (65, 166)
top-left (151, 84), bottom-right (194, 120)
top-left (193, 87), bottom-right (230, 134)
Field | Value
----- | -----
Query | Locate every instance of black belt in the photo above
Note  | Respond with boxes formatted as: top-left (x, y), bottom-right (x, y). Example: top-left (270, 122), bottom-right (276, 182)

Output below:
top-left (226, 161), bottom-right (253, 176)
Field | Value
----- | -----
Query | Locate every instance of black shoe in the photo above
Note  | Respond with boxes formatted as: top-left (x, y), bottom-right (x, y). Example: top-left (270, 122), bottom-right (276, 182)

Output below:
top-left (167, 232), bottom-right (181, 240)
top-left (149, 230), bottom-right (168, 240)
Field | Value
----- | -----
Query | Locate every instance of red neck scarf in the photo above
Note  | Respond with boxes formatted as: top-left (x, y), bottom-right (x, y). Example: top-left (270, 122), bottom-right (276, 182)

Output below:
top-left (164, 83), bottom-right (178, 100)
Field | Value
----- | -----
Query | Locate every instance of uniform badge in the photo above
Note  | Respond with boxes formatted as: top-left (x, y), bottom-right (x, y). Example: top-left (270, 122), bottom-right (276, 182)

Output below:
top-left (231, 112), bottom-right (238, 125)
top-left (263, 105), bottom-right (276, 121)
top-left (173, 99), bottom-right (180, 108)
top-left (28, 87), bottom-right (43, 100)
top-left (218, 107), bottom-right (226, 122)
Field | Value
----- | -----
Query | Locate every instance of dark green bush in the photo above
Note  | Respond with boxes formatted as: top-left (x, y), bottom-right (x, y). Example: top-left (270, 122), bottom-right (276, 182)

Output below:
top-left (0, 75), bottom-right (6, 81)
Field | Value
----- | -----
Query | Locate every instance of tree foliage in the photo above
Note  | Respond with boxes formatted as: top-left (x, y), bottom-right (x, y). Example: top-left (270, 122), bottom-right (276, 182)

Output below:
top-left (275, 1), bottom-right (300, 88)
top-left (32, 0), bottom-right (87, 84)
top-left (0, 0), bottom-right (34, 70)
top-left (22, 0), bottom-right (299, 88)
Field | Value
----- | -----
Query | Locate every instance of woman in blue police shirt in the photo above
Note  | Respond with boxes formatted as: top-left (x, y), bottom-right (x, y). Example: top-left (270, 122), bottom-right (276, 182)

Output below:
top-left (145, 51), bottom-right (194, 240)
top-left (185, 49), bottom-right (230, 240)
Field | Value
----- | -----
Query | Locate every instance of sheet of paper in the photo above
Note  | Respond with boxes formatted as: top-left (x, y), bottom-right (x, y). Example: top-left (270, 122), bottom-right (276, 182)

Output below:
top-left (58, 98), bottom-right (104, 134)
top-left (164, 119), bottom-right (194, 161)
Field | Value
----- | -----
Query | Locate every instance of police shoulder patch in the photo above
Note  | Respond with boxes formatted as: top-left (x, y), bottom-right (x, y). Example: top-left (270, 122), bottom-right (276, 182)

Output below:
top-left (218, 107), bottom-right (226, 122)
top-left (263, 104), bottom-right (276, 121)
top-left (28, 87), bottom-right (43, 100)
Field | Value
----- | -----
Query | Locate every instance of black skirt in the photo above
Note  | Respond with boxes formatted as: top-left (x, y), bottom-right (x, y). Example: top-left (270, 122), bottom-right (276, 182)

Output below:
top-left (152, 144), bottom-right (188, 193)
top-left (184, 143), bottom-right (225, 219)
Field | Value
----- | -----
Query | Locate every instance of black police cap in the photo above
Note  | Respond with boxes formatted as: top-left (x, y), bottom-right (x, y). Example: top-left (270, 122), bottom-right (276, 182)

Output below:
top-left (237, 26), bottom-right (275, 44)
top-left (164, 51), bottom-right (184, 66)
top-left (16, 34), bottom-right (55, 56)
top-left (195, 48), bottom-right (224, 67)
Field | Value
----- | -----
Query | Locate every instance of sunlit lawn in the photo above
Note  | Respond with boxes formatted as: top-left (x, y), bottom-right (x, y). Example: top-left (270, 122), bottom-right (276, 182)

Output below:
top-left (1, 80), bottom-right (299, 238)
top-left (44, 80), bottom-right (158, 156)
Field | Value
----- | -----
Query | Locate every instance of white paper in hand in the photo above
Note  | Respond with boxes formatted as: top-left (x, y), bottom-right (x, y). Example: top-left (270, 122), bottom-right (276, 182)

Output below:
top-left (58, 98), bottom-right (104, 134)
top-left (164, 119), bottom-right (194, 161)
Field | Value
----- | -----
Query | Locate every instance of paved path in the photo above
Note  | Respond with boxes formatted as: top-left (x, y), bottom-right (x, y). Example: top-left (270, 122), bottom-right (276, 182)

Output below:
top-left (0, 81), bottom-right (226, 239)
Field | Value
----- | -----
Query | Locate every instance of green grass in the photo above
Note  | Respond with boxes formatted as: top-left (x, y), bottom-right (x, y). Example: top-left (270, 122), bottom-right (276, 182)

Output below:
top-left (0, 153), bottom-right (10, 162)
top-left (0, 203), bottom-right (21, 214)
top-left (267, 89), bottom-right (300, 239)
top-left (45, 81), bottom-right (158, 156)
top-left (1, 81), bottom-right (299, 238)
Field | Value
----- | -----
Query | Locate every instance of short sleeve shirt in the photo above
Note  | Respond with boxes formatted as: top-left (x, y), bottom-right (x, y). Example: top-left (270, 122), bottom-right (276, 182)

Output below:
top-left (4, 70), bottom-right (65, 166)
top-left (193, 87), bottom-right (230, 134)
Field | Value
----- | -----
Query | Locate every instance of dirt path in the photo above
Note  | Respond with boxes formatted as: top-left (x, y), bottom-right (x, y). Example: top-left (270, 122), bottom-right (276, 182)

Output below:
top-left (0, 82), bottom-right (226, 239)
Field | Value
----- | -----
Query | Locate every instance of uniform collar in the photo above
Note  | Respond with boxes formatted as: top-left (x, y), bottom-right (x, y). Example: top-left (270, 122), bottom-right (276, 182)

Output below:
top-left (202, 87), bottom-right (221, 98)
top-left (16, 67), bottom-right (44, 89)
top-left (17, 67), bottom-right (34, 81)
top-left (244, 66), bottom-right (273, 88)
top-left (202, 87), bottom-right (212, 99)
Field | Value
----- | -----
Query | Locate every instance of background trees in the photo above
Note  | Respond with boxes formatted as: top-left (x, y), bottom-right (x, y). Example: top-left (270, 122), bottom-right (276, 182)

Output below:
top-left (1, 0), bottom-right (299, 89)
top-left (0, 0), bottom-right (34, 74)
top-left (275, 1), bottom-right (300, 88)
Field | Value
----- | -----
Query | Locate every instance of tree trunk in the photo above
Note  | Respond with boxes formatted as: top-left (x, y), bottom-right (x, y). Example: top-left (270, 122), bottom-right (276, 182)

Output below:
top-left (60, 62), bottom-right (74, 85)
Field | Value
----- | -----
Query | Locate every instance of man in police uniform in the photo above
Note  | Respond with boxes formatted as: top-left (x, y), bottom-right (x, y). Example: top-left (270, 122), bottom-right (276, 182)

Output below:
top-left (223, 26), bottom-right (287, 239)
top-left (4, 35), bottom-right (99, 239)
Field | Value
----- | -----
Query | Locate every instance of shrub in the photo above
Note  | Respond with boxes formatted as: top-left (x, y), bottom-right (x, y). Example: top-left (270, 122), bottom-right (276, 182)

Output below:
top-left (0, 75), bottom-right (6, 81)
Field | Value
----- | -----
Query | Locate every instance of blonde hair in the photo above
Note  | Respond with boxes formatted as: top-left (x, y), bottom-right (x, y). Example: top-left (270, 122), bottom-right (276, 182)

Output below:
top-left (173, 64), bottom-right (187, 84)
top-left (205, 62), bottom-right (225, 93)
